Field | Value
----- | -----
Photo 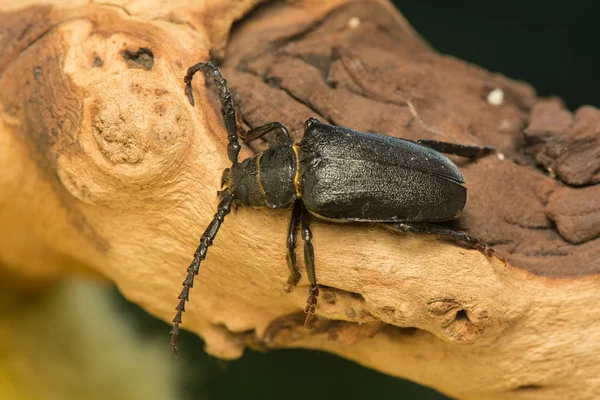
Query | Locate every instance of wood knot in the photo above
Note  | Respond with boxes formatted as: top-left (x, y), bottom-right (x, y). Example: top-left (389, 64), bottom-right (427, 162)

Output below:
top-left (56, 78), bottom-right (193, 206)
top-left (91, 82), bottom-right (187, 166)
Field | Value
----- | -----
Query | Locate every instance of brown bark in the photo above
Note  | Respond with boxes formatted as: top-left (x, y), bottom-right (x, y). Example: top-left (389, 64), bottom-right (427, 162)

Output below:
top-left (1, 1), bottom-right (599, 399)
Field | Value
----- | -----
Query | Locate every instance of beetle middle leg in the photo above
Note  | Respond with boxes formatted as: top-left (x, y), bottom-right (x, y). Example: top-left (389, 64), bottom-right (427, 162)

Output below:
top-left (284, 201), bottom-right (302, 293)
top-left (417, 140), bottom-right (494, 159)
top-left (391, 222), bottom-right (504, 261)
top-left (301, 203), bottom-right (319, 328)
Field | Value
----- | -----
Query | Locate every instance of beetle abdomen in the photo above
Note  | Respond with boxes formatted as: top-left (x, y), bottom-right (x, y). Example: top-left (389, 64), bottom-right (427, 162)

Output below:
top-left (299, 121), bottom-right (466, 222)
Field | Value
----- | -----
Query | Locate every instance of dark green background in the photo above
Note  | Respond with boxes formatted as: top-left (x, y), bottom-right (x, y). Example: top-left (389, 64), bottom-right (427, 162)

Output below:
top-left (118, 2), bottom-right (597, 399)
top-left (397, 1), bottom-right (598, 109)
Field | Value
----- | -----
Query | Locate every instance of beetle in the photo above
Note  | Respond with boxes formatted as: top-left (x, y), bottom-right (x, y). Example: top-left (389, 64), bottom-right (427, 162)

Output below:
top-left (169, 62), bottom-right (499, 356)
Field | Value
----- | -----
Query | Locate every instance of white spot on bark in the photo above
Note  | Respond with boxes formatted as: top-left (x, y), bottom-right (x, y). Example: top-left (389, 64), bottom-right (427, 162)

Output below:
top-left (348, 17), bottom-right (360, 29)
top-left (487, 88), bottom-right (504, 106)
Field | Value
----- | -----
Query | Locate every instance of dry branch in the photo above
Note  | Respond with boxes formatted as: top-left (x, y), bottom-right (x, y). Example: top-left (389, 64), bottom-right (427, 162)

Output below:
top-left (1, 1), bottom-right (599, 399)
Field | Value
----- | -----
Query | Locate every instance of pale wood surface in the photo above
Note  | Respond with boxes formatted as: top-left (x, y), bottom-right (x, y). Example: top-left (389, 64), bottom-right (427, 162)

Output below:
top-left (1, 1), bottom-right (599, 399)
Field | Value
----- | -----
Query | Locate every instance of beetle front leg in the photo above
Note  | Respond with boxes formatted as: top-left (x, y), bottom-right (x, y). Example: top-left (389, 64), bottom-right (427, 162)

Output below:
top-left (284, 201), bottom-right (302, 293)
top-left (301, 204), bottom-right (319, 328)
top-left (241, 122), bottom-right (292, 146)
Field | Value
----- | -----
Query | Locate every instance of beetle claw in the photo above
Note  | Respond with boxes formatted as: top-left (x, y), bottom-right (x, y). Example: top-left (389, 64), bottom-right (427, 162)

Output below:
top-left (304, 302), bottom-right (316, 328)
top-left (283, 282), bottom-right (294, 293)
top-left (304, 310), bottom-right (314, 328)
top-left (474, 242), bottom-right (508, 265)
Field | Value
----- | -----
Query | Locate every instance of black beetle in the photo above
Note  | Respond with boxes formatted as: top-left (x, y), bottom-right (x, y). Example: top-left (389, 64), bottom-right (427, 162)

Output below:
top-left (170, 62), bottom-right (498, 356)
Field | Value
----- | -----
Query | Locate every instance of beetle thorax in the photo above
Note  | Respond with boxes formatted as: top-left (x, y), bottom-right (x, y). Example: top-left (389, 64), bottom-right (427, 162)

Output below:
top-left (230, 145), bottom-right (298, 209)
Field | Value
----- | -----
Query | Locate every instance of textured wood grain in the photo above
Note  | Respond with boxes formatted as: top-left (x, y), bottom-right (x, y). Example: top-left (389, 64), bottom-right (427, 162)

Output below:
top-left (1, 1), bottom-right (599, 399)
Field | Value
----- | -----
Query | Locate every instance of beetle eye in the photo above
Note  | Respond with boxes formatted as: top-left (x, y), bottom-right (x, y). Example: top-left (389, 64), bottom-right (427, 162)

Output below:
top-left (305, 118), bottom-right (320, 131)
top-left (220, 168), bottom-right (231, 187)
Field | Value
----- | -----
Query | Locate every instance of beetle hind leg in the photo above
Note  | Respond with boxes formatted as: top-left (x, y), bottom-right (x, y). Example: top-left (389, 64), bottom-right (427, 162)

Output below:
top-left (417, 140), bottom-right (494, 159)
top-left (392, 222), bottom-right (505, 262)
top-left (300, 203), bottom-right (319, 328)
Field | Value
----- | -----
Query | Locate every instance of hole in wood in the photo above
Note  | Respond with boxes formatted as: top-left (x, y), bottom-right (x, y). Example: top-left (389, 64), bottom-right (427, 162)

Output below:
top-left (121, 47), bottom-right (154, 70)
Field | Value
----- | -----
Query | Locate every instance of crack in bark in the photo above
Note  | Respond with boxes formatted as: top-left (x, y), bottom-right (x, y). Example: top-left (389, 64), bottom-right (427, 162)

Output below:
top-left (99, 3), bottom-right (134, 17)
top-left (501, 217), bottom-right (553, 232)
top-left (237, 62), bottom-right (333, 125)
top-left (234, 1), bottom-right (341, 72)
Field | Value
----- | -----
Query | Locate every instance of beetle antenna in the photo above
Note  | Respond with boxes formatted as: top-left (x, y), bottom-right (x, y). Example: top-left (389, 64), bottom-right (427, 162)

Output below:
top-left (184, 62), bottom-right (241, 165)
top-left (170, 192), bottom-right (235, 357)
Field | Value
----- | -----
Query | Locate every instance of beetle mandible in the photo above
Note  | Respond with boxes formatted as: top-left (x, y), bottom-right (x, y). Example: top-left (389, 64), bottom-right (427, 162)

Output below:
top-left (170, 62), bottom-right (499, 356)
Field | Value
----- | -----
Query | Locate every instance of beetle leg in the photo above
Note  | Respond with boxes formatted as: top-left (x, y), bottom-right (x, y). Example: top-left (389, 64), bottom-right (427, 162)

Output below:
top-left (284, 201), bottom-right (302, 293)
top-left (301, 203), bottom-right (319, 328)
top-left (391, 222), bottom-right (505, 262)
top-left (416, 140), bottom-right (495, 159)
top-left (170, 191), bottom-right (235, 358)
top-left (184, 62), bottom-right (241, 164)
top-left (242, 122), bottom-right (292, 146)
